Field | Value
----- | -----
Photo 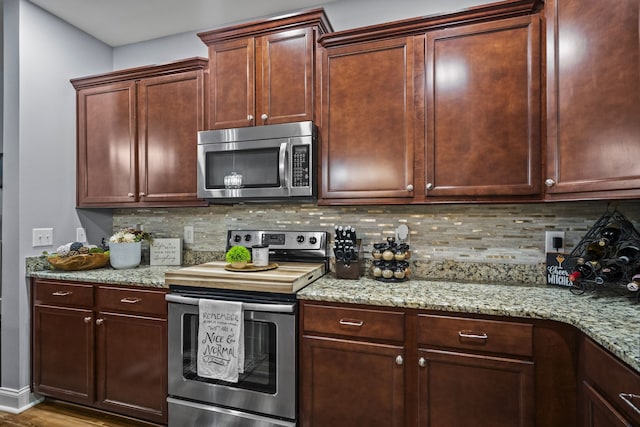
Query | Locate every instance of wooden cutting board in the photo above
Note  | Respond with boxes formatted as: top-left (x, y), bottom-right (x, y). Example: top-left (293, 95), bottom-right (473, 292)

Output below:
top-left (164, 261), bottom-right (326, 293)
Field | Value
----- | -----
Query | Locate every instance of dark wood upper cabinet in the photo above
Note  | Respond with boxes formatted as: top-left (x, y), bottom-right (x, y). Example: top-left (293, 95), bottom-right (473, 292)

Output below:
top-left (545, 0), bottom-right (640, 199)
top-left (319, 36), bottom-right (417, 203)
top-left (72, 58), bottom-right (208, 208)
top-left (198, 9), bottom-right (332, 130)
top-left (318, 1), bottom-right (542, 205)
top-left (424, 14), bottom-right (542, 200)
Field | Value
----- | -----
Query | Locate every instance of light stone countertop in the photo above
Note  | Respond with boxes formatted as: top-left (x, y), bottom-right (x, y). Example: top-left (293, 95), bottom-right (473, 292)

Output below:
top-left (27, 258), bottom-right (640, 373)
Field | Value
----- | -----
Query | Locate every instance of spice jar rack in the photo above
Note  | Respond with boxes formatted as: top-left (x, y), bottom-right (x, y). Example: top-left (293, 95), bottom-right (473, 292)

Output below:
top-left (371, 237), bottom-right (411, 282)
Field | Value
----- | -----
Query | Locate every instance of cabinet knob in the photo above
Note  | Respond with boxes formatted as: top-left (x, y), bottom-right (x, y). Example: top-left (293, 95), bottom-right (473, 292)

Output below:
top-left (395, 355), bottom-right (404, 366)
top-left (247, 115), bottom-right (254, 122)
top-left (139, 192), bottom-right (146, 197)
top-left (96, 318), bottom-right (104, 325)
top-left (83, 316), bottom-right (92, 324)
top-left (406, 184), bottom-right (414, 192)
top-left (426, 183), bottom-right (434, 191)
top-left (261, 113), bottom-right (269, 121)
top-left (418, 357), bottom-right (426, 368)
top-left (544, 178), bottom-right (556, 187)
top-left (127, 193), bottom-right (135, 198)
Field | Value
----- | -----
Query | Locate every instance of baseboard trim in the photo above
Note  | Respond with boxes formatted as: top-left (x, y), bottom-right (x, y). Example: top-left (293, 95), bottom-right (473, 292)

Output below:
top-left (0, 386), bottom-right (43, 414)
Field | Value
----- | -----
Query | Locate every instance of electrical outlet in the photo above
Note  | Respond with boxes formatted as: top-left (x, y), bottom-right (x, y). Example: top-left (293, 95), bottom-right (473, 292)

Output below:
top-left (545, 231), bottom-right (566, 253)
top-left (184, 226), bottom-right (194, 244)
top-left (33, 228), bottom-right (54, 247)
top-left (76, 227), bottom-right (87, 242)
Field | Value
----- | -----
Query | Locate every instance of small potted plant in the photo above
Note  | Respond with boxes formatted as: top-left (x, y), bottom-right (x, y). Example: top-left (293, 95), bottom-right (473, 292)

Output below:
top-left (108, 228), bottom-right (153, 269)
top-left (226, 245), bottom-right (251, 269)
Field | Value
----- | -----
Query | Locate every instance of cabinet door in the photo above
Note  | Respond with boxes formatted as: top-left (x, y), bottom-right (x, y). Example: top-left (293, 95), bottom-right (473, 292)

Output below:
top-left (545, 0), bottom-right (640, 198)
top-left (95, 311), bottom-right (167, 424)
top-left (582, 382), bottom-right (632, 427)
top-left (418, 349), bottom-right (534, 427)
top-left (424, 15), bottom-right (541, 199)
top-left (137, 70), bottom-right (204, 203)
top-left (257, 28), bottom-right (314, 125)
top-left (208, 38), bottom-right (256, 129)
top-left (77, 82), bottom-right (136, 206)
top-left (301, 336), bottom-right (404, 427)
top-left (320, 37), bottom-right (417, 203)
top-left (32, 305), bottom-right (94, 405)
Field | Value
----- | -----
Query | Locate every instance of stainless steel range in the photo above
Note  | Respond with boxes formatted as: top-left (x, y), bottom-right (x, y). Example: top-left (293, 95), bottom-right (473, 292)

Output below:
top-left (165, 229), bottom-right (329, 427)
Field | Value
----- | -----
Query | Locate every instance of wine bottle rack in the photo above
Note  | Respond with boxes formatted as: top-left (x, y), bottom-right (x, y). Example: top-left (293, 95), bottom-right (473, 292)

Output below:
top-left (569, 208), bottom-right (640, 302)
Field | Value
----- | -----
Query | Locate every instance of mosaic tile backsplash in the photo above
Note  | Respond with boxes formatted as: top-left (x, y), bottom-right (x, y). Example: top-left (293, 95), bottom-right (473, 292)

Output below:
top-left (113, 200), bottom-right (640, 285)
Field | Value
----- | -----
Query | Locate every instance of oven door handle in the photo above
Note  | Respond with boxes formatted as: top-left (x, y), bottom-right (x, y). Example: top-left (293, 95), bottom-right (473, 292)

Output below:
top-left (165, 294), bottom-right (295, 313)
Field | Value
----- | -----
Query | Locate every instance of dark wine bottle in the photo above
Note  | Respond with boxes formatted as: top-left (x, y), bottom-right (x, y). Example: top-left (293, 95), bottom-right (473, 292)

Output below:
top-left (569, 259), bottom-right (599, 282)
top-left (615, 243), bottom-right (640, 264)
top-left (599, 260), bottom-right (624, 282)
top-left (627, 273), bottom-right (640, 292)
top-left (598, 222), bottom-right (622, 247)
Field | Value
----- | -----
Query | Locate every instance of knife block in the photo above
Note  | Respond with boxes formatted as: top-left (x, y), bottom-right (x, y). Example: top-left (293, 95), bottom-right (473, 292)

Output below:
top-left (335, 240), bottom-right (363, 280)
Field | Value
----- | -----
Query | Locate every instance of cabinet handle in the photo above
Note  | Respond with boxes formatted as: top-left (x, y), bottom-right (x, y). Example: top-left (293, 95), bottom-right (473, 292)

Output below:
top-left (96, 318), bottom-right (104, 325)
top-left (261, 113), bottom-right (269, 121)
top-left (127, 192), bottom-right (135, 198)
top-left (52, 291), bottom-right (72, 296)
top-left (418, 357), bottom-right (426, 368)
top-left (544, 178), bottom-right (556, 187)
top-left (120, 297), bottom-right (141, 304)
top-left (406, 184), bottom-right (414, 192)
top-left (83, 316), bottom-right (92, 323)
top-left (139, 192), bottom-right (146, 197)
top-left (458, 330), bottom-right (488, 340)
top-left (620, 393), bottom-right (640, 415)
top-left (339, 318), bottom-right (364, 327)
top-left (395, 355), bottom-right (404, 365)
top-left (426, 183), bottom-right (434, 191)
top-left (247, 115), bottom-right (254, 122)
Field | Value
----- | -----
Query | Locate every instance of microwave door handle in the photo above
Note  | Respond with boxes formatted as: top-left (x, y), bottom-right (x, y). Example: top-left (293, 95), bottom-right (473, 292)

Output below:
top-left (279, 142), bottom-right (288, 188)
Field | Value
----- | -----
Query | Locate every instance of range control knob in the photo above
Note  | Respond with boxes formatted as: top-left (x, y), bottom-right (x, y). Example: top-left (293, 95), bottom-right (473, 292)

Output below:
top-left (233, 235), bottom-right (241, 243)
top-left (244, 234), bottom-right (252, 242)
top-left (296, 235), bottom-right (305, 244)
top-left (309, 236), bottom-right (317, 245)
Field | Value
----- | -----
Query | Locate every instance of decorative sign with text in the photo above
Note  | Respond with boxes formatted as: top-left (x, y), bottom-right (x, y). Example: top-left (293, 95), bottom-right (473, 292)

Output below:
top-left (546, 252), bottom-right (577, 287)
top-left (150, 238), bottom-right (182, 266)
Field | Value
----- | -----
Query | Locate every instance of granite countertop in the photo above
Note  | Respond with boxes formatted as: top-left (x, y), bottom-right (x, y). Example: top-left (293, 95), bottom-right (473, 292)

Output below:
top-left (27, 257), bottom-right (640, 373)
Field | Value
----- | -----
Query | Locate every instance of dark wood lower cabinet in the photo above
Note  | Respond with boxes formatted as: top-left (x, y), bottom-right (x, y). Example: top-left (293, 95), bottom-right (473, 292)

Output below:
top-left (418, 349), bottom-right (534, 427)
top-left (582, 382), bottom-right (632, 427)
top-left (31, 279), bottom-right (167, 425)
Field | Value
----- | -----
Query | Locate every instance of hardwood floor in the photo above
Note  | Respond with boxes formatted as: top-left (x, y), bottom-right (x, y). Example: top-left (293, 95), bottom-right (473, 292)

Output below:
top-left (0, 400), bottom-right (159, 427)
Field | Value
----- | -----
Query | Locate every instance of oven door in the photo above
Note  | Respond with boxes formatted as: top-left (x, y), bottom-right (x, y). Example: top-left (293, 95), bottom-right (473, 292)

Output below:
top-left (166, 294), bottom-right (296, 421)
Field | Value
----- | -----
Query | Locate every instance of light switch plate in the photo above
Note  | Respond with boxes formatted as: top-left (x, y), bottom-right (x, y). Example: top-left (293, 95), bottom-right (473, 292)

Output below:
top-left (33, 228), bottom-right (53, 247)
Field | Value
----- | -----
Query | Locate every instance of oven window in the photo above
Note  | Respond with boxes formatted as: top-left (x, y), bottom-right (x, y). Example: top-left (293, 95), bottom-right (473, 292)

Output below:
top-left (205, 149), bottom-right (280, 189)
top-left (182, 313), bottom-right (277, 394)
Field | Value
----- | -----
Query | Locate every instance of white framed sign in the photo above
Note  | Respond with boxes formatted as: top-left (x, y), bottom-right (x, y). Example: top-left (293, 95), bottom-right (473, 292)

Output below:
top-left (150, 238), bottom-right (183, 266)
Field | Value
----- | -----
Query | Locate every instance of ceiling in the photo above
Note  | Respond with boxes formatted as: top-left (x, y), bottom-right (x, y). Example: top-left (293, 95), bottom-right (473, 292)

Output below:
top-left (29, 0), bottom-right (339, 47)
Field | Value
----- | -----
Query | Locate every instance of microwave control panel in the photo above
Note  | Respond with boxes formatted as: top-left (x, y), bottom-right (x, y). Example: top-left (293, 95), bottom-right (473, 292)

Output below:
top-left (292, 145), bottom-right (310, 188)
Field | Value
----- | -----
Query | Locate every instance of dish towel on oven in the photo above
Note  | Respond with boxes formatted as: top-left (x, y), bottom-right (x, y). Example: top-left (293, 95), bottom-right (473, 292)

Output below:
top-left (197, 299), bottom-right (244, 382)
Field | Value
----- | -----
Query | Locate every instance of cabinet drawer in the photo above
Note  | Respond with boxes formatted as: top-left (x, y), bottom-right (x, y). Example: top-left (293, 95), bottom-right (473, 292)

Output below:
top-left (33, 279), bottom-right (94, 308)
top-left (97, 286), bottom-right (167, 317)
top-left (417, 314), bottom-right (533, 357)
top-left (583, 337), bottom-right (640, 424)
top-left (303, 303), bottom-right (404, 342)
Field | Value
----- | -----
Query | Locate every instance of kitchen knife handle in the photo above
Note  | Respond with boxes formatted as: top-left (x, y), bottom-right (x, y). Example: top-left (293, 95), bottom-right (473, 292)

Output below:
top-left (339, 318), bottom-right (364, 327)
top-left (458, 330), bottom-right (488, 341)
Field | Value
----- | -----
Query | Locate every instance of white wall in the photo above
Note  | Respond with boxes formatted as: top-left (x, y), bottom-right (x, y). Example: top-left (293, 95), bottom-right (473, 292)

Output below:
top-left (1, 0), bottom-right (111, 410)
top-left (114, 0), bottom-right (491, 68)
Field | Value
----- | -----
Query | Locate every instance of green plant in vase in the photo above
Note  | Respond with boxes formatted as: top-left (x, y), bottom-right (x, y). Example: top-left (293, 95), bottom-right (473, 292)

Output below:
top-left (226, 245), bottom-right (251, 269)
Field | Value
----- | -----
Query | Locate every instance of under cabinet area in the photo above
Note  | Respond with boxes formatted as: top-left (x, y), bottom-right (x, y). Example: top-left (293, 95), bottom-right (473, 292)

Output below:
top-left (31, 279), bottom-right (168, 425)
top-left (198, 9), bottom-right (331, 130)
top-left (72, 58), bottom-right (207, 208)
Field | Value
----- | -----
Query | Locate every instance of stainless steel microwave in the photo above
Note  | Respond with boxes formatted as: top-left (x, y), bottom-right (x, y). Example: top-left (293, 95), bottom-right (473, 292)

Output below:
top-left (197, 122), bottom-right (317, 202)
